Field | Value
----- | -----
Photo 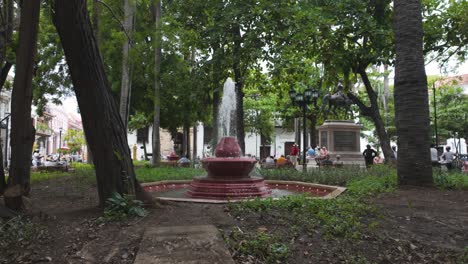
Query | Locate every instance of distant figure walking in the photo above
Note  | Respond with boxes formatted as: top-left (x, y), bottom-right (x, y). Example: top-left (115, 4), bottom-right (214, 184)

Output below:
top-left (363, 145), bottom-right (378, 168)
top-left (290, 143), bottom-right (299, 166)
top-left (440, 146), bottom-right (455, 171)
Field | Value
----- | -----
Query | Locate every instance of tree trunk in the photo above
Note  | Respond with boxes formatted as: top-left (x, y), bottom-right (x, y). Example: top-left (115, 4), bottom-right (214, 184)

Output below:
top-left (233, 25), bottom-right (245, 153)
top-left (184, 124), bottom-right (190, 158)
top-left (211, 45), bottom-right (220, 147)
top-left (5, 0), bottom-right (40, 210)
top-left (347, 69), bottom-right (395, 162)
top-left (308, 113), bottom-right (317, 148)
top-left (92, 0), bottom-right (101, 45)
top-left (53, 0), bottom-right (145, 206)
top-left (0, 139), bottom-right (5, 195)
top-left (150, 0), bottom-right (161, 166)
top-left (383, 64), bottom-right (390, 126)
top-left (119, 0), bottom-right (135, 130)
top-left (192, 123), bottom-right (197, 159)
top-left (394, 0), bottom-right (432, 186)
top-left (294, 118), bottom-right (301, 146)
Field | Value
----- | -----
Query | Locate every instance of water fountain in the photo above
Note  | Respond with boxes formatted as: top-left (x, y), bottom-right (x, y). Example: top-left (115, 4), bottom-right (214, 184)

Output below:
top-left (142, 78), bottom-right (345, 202)
top-left (187, 78), bottom-right (271, 199)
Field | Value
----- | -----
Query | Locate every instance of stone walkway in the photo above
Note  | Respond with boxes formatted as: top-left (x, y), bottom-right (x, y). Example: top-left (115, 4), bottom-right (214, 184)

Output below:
top-left (134, 225), bottom-right (235, 264)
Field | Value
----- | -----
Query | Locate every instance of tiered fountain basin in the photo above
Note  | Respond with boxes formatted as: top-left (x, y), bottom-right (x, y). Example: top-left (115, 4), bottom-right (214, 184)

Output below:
top-left (143, 137), bottom-right (346, 203)
top-left (142, 180), bottom-right (346, 203)
top-left (186, 157), bottom-right (271, 199)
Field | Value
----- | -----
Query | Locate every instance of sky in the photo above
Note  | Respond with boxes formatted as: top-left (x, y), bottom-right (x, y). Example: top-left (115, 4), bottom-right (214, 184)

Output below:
top-left (62, 60), bottom-right (468, 116)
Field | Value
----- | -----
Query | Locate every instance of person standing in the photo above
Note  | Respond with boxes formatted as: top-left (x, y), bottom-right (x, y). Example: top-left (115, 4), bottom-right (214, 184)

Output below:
top-left (440, 146), bottom-right (455, 171)
top-left (363, 145), bottom-right (378, 168)
top-left (289, 143), bottom-right (299, 166)
top-left (430, 144), bottom-right (439, 167)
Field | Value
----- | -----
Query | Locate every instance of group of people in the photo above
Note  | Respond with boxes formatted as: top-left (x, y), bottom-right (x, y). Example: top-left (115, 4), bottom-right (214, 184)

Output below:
top-left (289, 144), bottom-right (331, 166)
top-left (32, 150), bottom-right (70, 167)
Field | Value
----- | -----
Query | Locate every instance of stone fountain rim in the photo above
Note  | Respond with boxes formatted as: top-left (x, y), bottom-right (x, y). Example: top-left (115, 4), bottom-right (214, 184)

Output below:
top-left (141, 180), bottom-right (347, 204)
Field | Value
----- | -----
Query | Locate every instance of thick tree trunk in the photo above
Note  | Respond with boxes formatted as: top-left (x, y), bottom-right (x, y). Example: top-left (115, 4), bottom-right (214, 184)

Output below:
top-left (151, 0), bottom-right (161, 166)
top-left (119, 0), bottom-right (135, 130)
top-left (394, 0), bottom-right (433, 186)
top-left (347, 70), bottom-right (395, 162)
top-left (5, 0), bottom-right (40, 210)
top-left (53, 0), bottom-right (145, 206)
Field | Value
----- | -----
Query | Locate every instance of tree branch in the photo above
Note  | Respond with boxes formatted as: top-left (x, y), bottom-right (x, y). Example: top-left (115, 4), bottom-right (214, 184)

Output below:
top-left (347, 92), bottom-right (372, 116)
top-left (96, 0), bottom-right (132, 45)
top-left (0, 61), bottom-right (12, 89)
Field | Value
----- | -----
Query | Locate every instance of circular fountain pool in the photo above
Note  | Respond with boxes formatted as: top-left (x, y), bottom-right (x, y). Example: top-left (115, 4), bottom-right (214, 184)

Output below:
top-left (142, 180), bottom-right (346, 203)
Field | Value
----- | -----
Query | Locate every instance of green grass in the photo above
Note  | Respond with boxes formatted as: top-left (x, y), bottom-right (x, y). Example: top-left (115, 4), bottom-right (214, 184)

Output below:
top-left (135, 167), bottom-right (205, 182)
top-left (257, 164), bottom-right (393, 186)
top-left (433, 170), bottom-right (468, 190)
top-left (30, 171), bottom-right (68, 183)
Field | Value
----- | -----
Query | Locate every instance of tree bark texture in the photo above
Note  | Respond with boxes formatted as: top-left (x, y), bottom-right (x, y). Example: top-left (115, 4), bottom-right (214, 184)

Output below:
top-left (5, 0), bottom-right (40, 210)
top-left (92, 0), bottom-right (101, 45)
top-left (151, 0), bottom-right (161, 166)
top-left (393, 0), bottom-right (433, 186)
top-left (119, 0), bottom-right (135, 130)
top-left (53, 0), bottom-right (140, 205)
top-left (347, 70), bottom-right (395, 162)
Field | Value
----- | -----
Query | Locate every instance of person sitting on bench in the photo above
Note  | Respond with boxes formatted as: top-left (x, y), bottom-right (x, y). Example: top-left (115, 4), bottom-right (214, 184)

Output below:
top-left (315, 146), bottom-right (329, 164)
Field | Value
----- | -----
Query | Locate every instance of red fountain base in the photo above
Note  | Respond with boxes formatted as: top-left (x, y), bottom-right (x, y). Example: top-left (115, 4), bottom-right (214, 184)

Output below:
top-left (186, 176), bottom-right (271, 199)
top-left (186, 137), bottom-right (271, 200)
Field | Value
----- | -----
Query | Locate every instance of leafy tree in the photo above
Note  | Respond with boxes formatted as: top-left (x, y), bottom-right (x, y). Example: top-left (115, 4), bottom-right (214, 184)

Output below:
top-left (423, 0), bottom-right (468, 66)
top-left (430, 83), bottom-right (468, 142)
top-left (63, 129), bottom-right (85, 154)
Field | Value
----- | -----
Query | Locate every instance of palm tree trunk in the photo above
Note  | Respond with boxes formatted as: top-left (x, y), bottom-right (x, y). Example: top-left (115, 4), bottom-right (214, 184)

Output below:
top-left (5, 0), bottom-right (40, 210)
top-left (394, 0), bottom-right (432, 186)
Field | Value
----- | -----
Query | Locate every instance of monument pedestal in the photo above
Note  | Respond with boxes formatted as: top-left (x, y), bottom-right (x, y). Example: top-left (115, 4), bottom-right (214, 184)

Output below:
top-left (318, 120), bottom-right (364, 166)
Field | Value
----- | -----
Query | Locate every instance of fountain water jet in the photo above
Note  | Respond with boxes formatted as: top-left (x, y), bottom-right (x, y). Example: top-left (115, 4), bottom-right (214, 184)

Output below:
top-left (186, 78), bottom-right (271, 200)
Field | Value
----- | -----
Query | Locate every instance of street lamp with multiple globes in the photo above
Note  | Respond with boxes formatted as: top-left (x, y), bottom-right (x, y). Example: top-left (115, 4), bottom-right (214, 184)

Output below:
top-left (289, 86), bottom-right (319, 172)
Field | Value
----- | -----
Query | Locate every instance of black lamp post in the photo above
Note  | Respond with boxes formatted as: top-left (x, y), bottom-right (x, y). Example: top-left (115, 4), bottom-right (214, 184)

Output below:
top-left (289, 87), bottom-right (319, 172)
top-left (58, 127), bottom-right (63, 159)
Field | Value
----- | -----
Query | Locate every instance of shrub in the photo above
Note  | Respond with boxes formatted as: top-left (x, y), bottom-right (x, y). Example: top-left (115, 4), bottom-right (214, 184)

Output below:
top-left (102, 192), bottom-right (147, 221)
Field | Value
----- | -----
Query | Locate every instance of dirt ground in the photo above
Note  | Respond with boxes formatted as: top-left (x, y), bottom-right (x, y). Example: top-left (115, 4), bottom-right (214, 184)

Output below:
top-left (1, 176), bottom-right (467, 263)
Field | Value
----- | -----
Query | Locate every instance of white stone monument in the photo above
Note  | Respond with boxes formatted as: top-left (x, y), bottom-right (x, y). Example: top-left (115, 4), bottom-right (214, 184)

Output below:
top-left (318, 120), bottom-right (364, 166)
